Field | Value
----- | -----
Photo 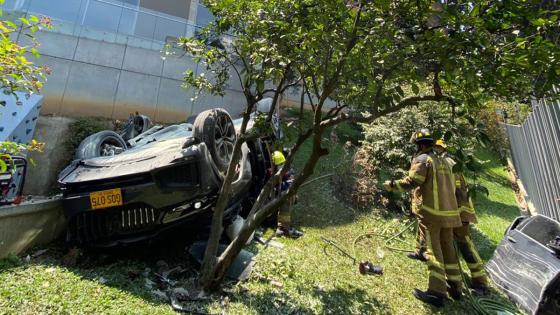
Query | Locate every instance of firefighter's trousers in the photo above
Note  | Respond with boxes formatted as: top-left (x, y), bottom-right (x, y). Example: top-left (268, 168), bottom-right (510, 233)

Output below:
top-left (421, 221), bottom-right (462, 297)
top-left (415, 218), bottom-right (427, 256)
top-left (454, 222), bottom-right (488, 288)
top-left (277, 196), bottom-right (295, 230)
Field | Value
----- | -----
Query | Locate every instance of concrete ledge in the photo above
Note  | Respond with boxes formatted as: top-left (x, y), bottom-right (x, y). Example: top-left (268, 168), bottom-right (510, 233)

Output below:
top-left (0, 198), bottom-right (66, 259)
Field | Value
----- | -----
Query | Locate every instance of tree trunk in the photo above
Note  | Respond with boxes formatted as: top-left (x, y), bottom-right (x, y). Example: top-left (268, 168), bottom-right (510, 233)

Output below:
top-left (205, 125), bottom-right (328, 289)
top-left (200, 98), bottom-right (256, 291)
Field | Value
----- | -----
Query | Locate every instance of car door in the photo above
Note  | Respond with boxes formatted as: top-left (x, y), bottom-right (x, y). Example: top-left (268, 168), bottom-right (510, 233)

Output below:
top-left (487, 215), bottom-right (560, 315)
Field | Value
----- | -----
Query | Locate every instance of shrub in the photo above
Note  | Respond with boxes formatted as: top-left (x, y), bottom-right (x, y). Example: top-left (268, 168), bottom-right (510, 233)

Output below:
top-left (350, 103), bottom-right (478, 211)
top-left (345, 100), bottom-right (513, 211)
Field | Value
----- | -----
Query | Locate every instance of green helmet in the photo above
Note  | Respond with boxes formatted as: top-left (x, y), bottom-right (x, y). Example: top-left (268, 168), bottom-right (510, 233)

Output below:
top-left (412, 128), bottom-right (434, 145)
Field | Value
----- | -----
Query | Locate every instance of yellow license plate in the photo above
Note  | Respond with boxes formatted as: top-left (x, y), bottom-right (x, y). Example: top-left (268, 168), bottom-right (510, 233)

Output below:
top-left (90, 188), bottom-right (123, 210)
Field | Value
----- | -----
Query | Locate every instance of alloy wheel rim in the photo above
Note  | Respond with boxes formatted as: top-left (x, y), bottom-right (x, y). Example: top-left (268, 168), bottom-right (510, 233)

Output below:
top-left (214, 113), bottom-right (235, 164)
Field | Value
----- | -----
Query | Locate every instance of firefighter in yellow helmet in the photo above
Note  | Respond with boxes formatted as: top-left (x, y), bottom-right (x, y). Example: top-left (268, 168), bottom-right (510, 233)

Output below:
top-left (383, 129), bottom-right (462, 307)
top-left (434, 139), bottom-right (489, 295)
top-left (271, 150), bottom-right (303, 238)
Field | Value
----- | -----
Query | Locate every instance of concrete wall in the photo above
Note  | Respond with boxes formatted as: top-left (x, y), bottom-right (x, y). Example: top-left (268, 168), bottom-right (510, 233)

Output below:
top-left (0, 198), bottom-right (66, 259)
top-left (23, 117), bottom-right (76, 196)
top-left (15, 29), bottom-right (246, 123)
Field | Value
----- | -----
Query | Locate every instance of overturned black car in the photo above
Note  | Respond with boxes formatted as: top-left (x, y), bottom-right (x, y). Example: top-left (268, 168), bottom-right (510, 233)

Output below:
top-left (58, 99), bottom-right (279, 246)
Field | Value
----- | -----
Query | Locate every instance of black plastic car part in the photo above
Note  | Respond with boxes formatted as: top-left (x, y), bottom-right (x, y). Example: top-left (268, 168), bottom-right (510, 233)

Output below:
top-left (119, 113), bottom-right (152, 141)
top-left (487, 215), bottom-right (560, 315)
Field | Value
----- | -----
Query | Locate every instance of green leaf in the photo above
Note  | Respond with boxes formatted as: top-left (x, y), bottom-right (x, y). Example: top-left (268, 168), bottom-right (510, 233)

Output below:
top-left (452, 162), bottom-right (463, 173)
top-left (256, 79), bottom-right (264, 94)
top-left (5, 20), bottom-right (16, 29)
top-left (19, 17), bottom-right (30, 25)
top-left (411, 84), bottom-right (419, 94)
top-left (395, 85), bottom-right (405, 96)
top-left (531, 18), bottom-right (546, 26)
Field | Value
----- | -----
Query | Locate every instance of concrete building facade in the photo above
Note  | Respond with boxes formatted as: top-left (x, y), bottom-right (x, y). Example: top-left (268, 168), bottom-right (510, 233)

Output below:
top-left (3, 0), bottom-right (247, 122)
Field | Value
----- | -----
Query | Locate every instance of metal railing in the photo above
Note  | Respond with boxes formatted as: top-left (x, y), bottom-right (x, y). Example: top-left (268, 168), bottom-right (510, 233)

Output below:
top-left (506, 86), bottom-right (560, 221)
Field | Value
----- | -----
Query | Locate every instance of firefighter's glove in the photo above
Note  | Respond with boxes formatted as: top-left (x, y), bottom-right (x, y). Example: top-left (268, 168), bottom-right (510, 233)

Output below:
top-left (383, 180), bottom-right (396, 192)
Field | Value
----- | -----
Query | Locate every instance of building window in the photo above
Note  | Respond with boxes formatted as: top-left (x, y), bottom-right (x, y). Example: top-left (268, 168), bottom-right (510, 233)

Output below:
top-left (27, 0), bottom-right (82, 22)
top-left (2, 0), bottom-right (26, 10)
top-left (196, 3), bottom-right (213, 27)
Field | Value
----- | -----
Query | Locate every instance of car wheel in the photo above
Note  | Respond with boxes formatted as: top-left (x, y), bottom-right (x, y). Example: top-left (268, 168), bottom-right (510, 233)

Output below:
top-left (193, 108), bottom-right (236, 173)
top-left (76, 130), bottom-right (128, 159)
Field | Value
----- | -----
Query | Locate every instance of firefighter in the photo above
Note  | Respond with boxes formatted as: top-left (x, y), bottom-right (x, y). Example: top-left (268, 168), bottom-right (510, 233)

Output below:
top-left (434, 139), bottom-right (489, 295)
top-left (406, 132), bottom-right (428, 262)
top-left (271, 150), bottom-right (303, 238)
top-left (384, 129), bottom-right (462, 307)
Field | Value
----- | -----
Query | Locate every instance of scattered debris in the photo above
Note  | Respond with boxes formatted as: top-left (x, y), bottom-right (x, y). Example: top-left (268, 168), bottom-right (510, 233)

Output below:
top-left (127, 270), bottom-right (141, 280)
top-left (97, 277), bottom-right (108, 284)
top-left (171, 287), bottom-right (190, 301)
top-left (142, 267), bottom-right (151, 277)
top-left (145, 278), bottom-right (156, 290)
top-left (376, 247), bottom-right (385, 259)
top-left (270, 280), bottom-right (283, 288)
top-left (156, 260), bottom-right (169, 272)
top-left (255, 236), bottom-right (285, 249)
top-left (162, 266), bottom-right (185, 279)
top-left (61, 247), bottom-right (82, 267)
top-left (358, 261), bottom-right (383, 275)
top-left (31, 249), bottom-right (48, 258)
top-left (24, 255), bottom-right (31, 263)
top-left (151, 289), bottom-right (168, 301)
top-left (155, 271), bottom-right (177, 287)
top-left (189, 242), bottom-right (255, 281)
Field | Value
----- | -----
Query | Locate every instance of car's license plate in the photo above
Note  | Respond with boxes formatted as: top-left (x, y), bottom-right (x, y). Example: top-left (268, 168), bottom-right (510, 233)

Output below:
top-left (90, 188), bottom-right (123, 210)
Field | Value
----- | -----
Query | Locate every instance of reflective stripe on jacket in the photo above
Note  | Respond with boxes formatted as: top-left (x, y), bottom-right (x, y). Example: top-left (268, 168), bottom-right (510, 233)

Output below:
top-left (443, 155), bottom-right (477, 224)
top-left (396, 150), bottom-right (461, 228)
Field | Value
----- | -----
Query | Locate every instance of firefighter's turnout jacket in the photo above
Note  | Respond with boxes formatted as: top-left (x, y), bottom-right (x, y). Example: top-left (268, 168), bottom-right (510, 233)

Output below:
top-left (392, 149), bottom-right (463, 296)
top-left (395, 151), bottom-right (462, 228)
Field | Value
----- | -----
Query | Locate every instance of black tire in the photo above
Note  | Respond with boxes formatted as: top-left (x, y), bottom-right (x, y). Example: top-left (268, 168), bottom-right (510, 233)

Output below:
top-left (76, 130), bottom-right (128, 159)
top-left (192, 108), bottom-right (236, 173)
top-left (133, 114), bottom-right (151, 135)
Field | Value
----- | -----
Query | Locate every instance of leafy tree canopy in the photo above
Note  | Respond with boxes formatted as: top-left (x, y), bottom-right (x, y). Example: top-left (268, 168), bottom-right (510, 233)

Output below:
top-left (0, 1), bottom-right (51, 98)
top-left (178, 0), bottom-right (559, 291)
top-left (183, 0), bottom-right (558, 124)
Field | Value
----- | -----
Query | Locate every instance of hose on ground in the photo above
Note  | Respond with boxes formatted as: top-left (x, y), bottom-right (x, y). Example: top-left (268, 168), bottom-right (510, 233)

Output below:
top-left (350, 221), bottom-right (522, 315)
top-left (351, 220), bottom-right (417, 260)
top-left (453, 242), bottom-right (523, 315)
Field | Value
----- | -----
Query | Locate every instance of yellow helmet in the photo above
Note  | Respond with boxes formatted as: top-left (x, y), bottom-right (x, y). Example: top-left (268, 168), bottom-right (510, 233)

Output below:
top-left (435, 139), bottom-right (447, 148)
top-left (272, 151), bottom-right (286, 166)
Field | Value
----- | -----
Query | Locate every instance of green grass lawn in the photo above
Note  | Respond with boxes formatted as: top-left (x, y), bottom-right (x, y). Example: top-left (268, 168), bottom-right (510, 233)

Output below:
top-left (0, 130), bottom-right (521, 314)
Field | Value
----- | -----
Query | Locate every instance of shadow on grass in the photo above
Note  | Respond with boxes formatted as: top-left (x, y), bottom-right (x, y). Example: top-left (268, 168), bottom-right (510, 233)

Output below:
top-left (312, 286), bottom-right (390, 315)
top-left (470, 228), bottom-right (499, 261)
top-left (473, 194), bottom-right (520, 224)
top-left (224, 284), bottom-right (390, 315)
top-left (0, 224), bottom-right (229, 313)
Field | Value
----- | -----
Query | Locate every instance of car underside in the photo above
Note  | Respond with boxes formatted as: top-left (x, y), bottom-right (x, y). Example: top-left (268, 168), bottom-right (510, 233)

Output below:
top-left (58, 101), bottom-right (276, 246)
